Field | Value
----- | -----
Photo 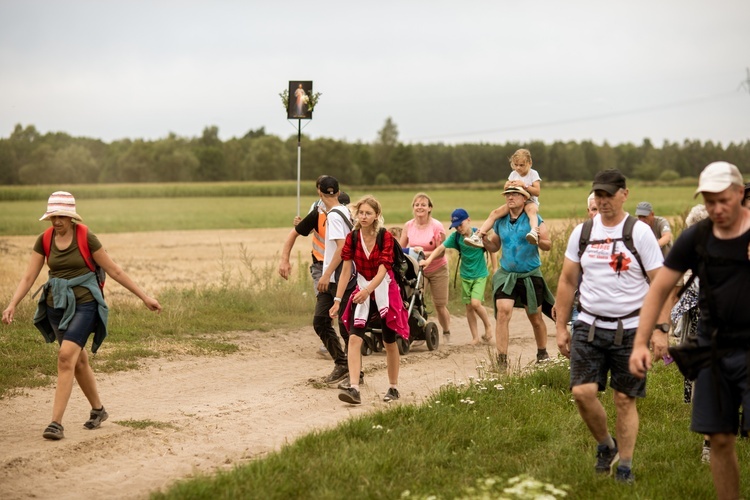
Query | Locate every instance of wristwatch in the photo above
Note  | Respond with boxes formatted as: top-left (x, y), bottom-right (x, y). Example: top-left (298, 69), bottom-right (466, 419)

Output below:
top-left (654, 323), bottom-right (670, 333)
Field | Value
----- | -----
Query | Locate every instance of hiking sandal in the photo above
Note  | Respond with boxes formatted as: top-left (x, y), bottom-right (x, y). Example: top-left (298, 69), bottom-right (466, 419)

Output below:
top-left (43, 421), bottom-right (64, 440)
top-left (84, 406), bottom-right (109, 430)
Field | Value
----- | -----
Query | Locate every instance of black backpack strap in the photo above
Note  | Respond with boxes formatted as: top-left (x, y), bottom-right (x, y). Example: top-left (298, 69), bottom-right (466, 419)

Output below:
top-left (621, 215), bottom-right (649, 282)
top-left (327, 207), bottom-right (353, 230)
top-left (577, 218), bottom-right (594, 263)
top-left (376, 227), bottom-right (386, 250)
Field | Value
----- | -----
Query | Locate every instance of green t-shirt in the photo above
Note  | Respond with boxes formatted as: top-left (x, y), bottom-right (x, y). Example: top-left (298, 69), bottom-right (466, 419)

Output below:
top-left (443, 229), bottom-right (489, 280)
top-left (34, 227), bottom-right (103, 306)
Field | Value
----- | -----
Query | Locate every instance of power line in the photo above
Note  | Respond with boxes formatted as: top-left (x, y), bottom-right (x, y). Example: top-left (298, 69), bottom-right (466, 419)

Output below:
top-left (407, 90), bottom-right (739, 143)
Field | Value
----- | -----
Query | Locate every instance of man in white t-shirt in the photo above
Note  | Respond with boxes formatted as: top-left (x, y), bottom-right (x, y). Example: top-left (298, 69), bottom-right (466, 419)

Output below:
top-left (554, 169), bottom-right (668, 485)
top-left (313, 176), bottom-right (355, 385)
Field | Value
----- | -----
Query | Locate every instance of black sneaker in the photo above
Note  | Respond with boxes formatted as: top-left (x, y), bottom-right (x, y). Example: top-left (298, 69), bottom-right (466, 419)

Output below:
top-left (614, 465), bottom-right (634, 484)
top-left (338, 387), bottom-right (361, 405)
top-left (84, 406), bottom-right (108, 430)
top-left (337, 373), bottom-right (365, 390)
top-left (383, 387), bottom-right (400, 402)
top-left (595, 439), bottom-right (619, 475)
top-left (324, 365), bottom-right (349, 385)
top-left (42, 421), bottom-right (64, 440)
top-left (536, 350), bottom-right (550, 364)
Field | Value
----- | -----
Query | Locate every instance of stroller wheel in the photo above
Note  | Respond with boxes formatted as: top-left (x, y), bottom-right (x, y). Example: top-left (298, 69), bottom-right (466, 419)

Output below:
top-left (396, 336), bottom-right (411, 355)
top-left (425, 322), bottom-right (439, 351)
top-left (374, 336), bottom-right (384, 352)
top-left (361, 340), bottom-right (373, 356)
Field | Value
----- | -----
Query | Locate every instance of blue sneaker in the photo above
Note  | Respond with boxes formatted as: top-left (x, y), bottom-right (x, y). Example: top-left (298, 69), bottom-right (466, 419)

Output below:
top-left (615, 465), bottom-right (634, 484)
top-left (595, 439), bottom-right (619, 475)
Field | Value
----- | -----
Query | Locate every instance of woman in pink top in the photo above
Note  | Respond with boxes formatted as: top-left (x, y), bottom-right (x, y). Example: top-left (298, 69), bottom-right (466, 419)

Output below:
top-left (399, 192), bottom-right (451, 341)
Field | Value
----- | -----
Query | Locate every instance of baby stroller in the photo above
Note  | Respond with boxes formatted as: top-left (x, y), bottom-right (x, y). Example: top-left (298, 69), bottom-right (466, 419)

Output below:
top-left (361, 249), bottom-right (439, 356)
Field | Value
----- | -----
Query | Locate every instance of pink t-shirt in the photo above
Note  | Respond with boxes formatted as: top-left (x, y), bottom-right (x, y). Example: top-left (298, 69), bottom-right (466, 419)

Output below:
top-left (403, 218), bottom-right (447, 273)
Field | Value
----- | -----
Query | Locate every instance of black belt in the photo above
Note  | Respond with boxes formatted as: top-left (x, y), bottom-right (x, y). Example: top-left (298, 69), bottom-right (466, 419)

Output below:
top-left (578, 306), bottom-right (641, 346)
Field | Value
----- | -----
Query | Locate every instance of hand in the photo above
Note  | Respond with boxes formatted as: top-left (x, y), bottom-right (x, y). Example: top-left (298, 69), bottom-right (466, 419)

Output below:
top-left (329, 302), bottom-right (340, 318)
top-left (2, 305), bottom-right (15, 325)
top-left (411, 246), bottom-right (423, 255)
top-left (317, 275), bottom-right (331, 294)
top-left (556, 326), bottom-right (571, 359)
top-left (278, 261), bottom-right (291, 280)
top-left (144, 297), bottom-right (162, 313)
top-left (550, 305), bottom-right (558, 321)
top-left (353, 287), bottom-right (370, 304)
top-left (293, 216), bottom-right (301, 226)
top-left (650, 331), bottom-right (669, 360)
top-left (419, 260), bottom-right (429, 268)
top-left (629, 344), bottom-right (652, 379)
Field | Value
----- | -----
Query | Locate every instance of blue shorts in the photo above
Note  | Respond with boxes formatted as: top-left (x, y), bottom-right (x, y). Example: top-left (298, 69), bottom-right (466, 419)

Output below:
top-left (46, 301), bottom-right (99, 349)
top-left (569, 321), bottom-right (646, 398)
top-left (691, 349), bottom-right (750, 435)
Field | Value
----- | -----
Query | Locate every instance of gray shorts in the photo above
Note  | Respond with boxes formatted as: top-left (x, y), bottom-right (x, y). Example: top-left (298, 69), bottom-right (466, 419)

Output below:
top-left (569, 321), bottom-right (646, 398)
top-left (691, 349), bottom-right (750, 435)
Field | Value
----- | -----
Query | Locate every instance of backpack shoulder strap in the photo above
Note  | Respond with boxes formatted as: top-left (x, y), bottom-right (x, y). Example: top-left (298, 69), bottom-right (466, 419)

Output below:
top-left (327, 208), bottom-right (353, 230)
top-left (621, 215), bottom-right (649, 281)
top-left (577, 219), bottom-right (594, 261)
top-left (376, 227), bottom-right (386, 250)
top-left (42, 227), bottom-right (54, 260)
top-left (75, 224), bottom-right (97, 273)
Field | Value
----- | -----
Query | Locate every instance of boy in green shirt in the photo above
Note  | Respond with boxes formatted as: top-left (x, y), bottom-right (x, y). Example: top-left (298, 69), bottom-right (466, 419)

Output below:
top-left (420, 208), bottom-right (494, 345)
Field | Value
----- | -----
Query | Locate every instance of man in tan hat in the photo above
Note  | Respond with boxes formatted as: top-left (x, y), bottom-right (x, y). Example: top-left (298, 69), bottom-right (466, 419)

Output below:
top-left (479, 184), bottom-right (555, 370)
top-left (630, 161), bottom-right (750, 500)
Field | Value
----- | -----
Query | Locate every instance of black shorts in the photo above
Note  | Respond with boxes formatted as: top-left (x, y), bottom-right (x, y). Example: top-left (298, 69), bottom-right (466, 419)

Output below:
top-left (494, 276), bottom-right (544, 309)
top-left (691, 349), bottom-right (750, 435)
top-left (569, 321), bottom-right (646, 398)
top-left (349, 299), bottom-right (398, 344)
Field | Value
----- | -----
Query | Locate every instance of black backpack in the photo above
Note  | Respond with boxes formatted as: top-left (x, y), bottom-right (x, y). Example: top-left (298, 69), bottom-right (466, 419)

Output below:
top-left (578, 215), bottom-right (649, 282)
top-left (350, 227), bottom-right (410, 290)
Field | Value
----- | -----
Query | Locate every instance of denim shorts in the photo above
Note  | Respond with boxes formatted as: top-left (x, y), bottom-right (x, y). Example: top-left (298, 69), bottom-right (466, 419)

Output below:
top-left (46, 301), bottom-right (99, 348)
top-left (691, 349), bottom-right (750, 435)
top-left (569, 321), bottom-right (646, 398)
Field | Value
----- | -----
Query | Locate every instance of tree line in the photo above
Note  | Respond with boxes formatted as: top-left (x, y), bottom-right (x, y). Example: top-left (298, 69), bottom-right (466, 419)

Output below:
top-left (1, 120), bottom-right (748, 186)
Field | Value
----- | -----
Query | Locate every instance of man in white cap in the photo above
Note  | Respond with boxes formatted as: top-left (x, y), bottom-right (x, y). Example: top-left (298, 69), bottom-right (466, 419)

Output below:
top-left (630, 161), bottom-right (750, 500)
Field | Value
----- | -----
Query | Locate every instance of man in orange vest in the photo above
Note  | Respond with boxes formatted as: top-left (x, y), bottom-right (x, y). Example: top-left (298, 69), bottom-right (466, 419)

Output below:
top-left (279, 176), bottom-right (350, 359)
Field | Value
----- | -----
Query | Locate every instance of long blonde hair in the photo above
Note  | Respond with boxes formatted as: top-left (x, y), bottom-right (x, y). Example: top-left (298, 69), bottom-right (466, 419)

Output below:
top-left (353, 195), bottom-right (384, 233)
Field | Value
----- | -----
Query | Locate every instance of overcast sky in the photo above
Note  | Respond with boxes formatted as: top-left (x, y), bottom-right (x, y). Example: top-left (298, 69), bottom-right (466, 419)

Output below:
top-left (1, 1), bottom-right (748, 146)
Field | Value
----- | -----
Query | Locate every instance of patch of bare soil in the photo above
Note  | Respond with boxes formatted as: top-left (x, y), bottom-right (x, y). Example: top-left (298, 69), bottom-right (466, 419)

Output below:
top-left (0, 229), bottom-right (557, 500)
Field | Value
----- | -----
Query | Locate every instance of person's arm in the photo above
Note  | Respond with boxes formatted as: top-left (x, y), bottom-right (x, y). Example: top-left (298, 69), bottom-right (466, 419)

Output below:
top-left (536, 222), bottom-right (551, 251)
top-left (554, 257), bottom-right (581, 358)
top-left (2, 251), bottom-right (45, 324)
top-left (93, 248), bottom-right (161, 312)
top-left (525, 180), bottom-right (541, 198)
top-left (658, 230), bottom-right (672, 249)
top-left (419, 244), bottom-right (446, 268)
top-left (319, 238), bottom-right (345, 293)
top-left (329, 259), bottom-right (352, 318)
top-left (629, 266), bottom-right (681, 378)
top-left (477, 206), bottom-right (506, 236)
top-left (278, 229), bottom-right (300, 280)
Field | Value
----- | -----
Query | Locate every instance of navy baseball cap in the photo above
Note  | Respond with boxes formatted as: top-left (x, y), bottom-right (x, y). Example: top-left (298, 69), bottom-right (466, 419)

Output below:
top-left (450, 208), bottom-right (469, 229)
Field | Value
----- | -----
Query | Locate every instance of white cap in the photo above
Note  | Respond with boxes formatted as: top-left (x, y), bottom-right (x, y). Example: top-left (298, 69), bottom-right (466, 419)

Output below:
top-left (694, 161), bottom-right (744, 198)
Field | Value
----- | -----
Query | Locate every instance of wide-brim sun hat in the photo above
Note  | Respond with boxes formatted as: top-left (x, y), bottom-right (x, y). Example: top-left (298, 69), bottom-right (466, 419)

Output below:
top-left (502, 185), bottom-right (531, 200)
top-left (39, 191), bottom-right (83, 221)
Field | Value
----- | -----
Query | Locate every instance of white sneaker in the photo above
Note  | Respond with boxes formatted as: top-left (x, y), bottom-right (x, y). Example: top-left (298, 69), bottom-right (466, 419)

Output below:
top-left (464, 232), bottom-right (484, 248)
top-left (525, 229), bottom-right (539, 245)
top-left (701, 443), bottom-right (711, 464)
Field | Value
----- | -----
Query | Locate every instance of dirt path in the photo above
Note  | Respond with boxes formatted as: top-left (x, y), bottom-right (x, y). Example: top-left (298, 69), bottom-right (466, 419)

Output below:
top-left (0, 229), bottom-right (558, 500)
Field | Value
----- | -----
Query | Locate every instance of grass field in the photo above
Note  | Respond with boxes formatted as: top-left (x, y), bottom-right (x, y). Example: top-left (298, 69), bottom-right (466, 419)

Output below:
top-left (0, 182), bottom-right (698, 235)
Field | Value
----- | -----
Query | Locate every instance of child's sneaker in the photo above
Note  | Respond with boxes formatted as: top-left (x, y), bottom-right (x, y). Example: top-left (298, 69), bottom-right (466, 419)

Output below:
top-left (525, 228), bottom-right (539, 245)
top-left (464, 232), bottom-right (484, 248)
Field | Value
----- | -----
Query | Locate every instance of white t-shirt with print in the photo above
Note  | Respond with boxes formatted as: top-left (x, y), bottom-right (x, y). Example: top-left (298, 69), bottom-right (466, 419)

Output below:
top-left (323, 204), bottom-right (352, 283)
top-left (564, 214), bottom-right (663, 329)
top-left (508, 168), bottom-right (541, 206)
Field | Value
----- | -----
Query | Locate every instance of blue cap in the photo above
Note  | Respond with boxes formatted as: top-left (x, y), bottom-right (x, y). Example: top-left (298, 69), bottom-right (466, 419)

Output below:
top-left (450, 208), bottom-right (469, 229)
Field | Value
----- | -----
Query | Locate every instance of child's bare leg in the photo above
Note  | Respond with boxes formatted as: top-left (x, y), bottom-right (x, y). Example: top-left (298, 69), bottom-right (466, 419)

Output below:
top-left (524, 203), bottom-right (540, 245)
top-left (466, 305), bottom-right (480, 344)
top-left (478, 205), bottom-right (508, 236)
top-left (471, 298), bottom-right (493, 342)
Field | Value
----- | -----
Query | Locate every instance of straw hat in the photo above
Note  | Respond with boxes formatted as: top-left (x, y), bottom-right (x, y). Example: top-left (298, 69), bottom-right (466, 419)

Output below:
top-left (39, 191), bottom-right (83, 221)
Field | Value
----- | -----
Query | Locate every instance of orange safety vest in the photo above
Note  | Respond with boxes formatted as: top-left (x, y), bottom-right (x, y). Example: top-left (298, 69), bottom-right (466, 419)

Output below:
top-left (311, 211), bottom-right (326, 263)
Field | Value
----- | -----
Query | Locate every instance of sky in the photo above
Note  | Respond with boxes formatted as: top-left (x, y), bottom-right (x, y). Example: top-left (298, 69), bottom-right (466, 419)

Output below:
top-left (1, 0), bottom-right (749, 147)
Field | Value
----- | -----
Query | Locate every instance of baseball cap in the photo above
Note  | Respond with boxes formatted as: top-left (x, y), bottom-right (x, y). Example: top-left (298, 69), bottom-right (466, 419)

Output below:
top-left (502, 185), bottom-right (531, 199)
top-left (635, 201), bottom-right (653, 217)
top-left (694, 161), bottom-right (744, 198)
top-left (591, 169), bottom-right (627, 195)
top-left (449, 208), bottom-right (469, 228)
top-left (319, 176), bottom-right (339, 195)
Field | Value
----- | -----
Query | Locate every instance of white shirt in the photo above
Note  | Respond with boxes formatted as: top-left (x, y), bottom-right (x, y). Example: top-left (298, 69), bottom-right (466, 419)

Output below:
top-left (508, 168), bottom-right (541, 206)
top-left (323, 204), bottom-right (352, 283)
top-left (564, 214), bottom-right (663, 329)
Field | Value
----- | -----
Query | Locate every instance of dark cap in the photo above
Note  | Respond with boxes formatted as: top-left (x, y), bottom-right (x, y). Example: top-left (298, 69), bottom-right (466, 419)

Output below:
top-left (337, 190), bottom-right (350, 205)
top-left (591, 169), bottom-right (627, 195)
top-left (449, 208), bottom-right (469, 228)
top-left (319, 176), bottom-right (339, 196)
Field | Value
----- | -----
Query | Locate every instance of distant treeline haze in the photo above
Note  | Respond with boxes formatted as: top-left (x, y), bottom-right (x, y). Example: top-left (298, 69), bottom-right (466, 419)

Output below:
top-left (1, 120), bottom-right (748, 186)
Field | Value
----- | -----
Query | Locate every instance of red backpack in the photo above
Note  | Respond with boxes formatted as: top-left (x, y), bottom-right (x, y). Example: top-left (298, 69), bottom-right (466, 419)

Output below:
top-left (42, 224), bottom-right (106, 293)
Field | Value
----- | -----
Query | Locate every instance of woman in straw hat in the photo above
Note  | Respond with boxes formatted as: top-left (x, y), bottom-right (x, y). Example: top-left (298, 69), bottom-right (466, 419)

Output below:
top-left (2, 191), bottom-right (162, 440)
